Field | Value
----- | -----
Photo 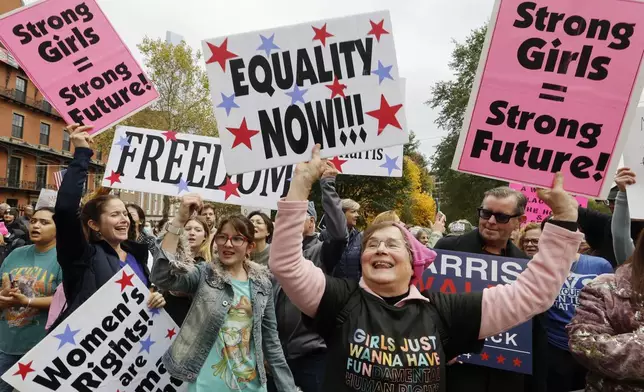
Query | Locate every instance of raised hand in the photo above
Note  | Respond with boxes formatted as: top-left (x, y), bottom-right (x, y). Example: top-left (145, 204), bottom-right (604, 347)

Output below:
top-left (322, 160), bottom-right (339, 179)
top-left (615, 167), bottom-right (636, 192)
top-left (67, 123), bottom-right (94, 149)
top-left (537, 172), bottom-right (578, 222)
top-left (175, 194), bottom-right (203, 226)
top-left (293, 144), bottom-right (326, 189)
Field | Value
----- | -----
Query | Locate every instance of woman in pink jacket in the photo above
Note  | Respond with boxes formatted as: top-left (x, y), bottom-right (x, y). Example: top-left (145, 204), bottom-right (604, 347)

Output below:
top-left (269, 146), bottom-right (583, 392)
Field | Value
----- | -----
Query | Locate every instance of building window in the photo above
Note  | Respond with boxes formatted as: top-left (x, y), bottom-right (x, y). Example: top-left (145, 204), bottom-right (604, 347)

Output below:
top-left (11, 113), bottom-right (24, 138)
top-left (63, 130), bottom-right (71, 151)
top-left (15, 77), bottom-right (26, 102)
top-left (39, 123), bottom-right (50, 145)
top-left (8, 157), bottom-right (21, 188)
top-left (36, 166), bottom-right (47, 189)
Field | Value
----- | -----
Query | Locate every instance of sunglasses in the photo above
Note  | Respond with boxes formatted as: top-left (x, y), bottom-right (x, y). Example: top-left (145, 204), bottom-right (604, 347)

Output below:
top-left (214, 234), bottom-right (248, 247)
top-left (477, 208), bottom-right (520, 224)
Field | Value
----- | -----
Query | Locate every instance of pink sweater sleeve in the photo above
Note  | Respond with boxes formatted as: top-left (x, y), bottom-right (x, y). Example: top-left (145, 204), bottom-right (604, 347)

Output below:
top-left (269, 200), bottom-right (327, 318)
top-left (479, 223), bottom-right (582, 338)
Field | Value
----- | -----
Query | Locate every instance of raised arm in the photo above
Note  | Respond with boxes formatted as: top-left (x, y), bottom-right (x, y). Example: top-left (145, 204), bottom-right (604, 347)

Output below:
top-left (612, 168), bottom-right (636, 265)
top-left (478, 173), bottom-right (583, 338)
top-left (269, 145), bottom-right (329, 318)
top-left (54, 125), bottom-right (94, 267)
top-left (319, 164), bottom-right (348, 272)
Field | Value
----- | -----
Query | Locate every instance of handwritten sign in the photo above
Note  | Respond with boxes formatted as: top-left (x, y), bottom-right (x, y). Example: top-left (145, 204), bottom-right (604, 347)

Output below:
top-left (103, 126), bottom-right (293, 210)
top-left (35, 189), bottom-right (58, 210)
top-left (1, 265), bottom-right (186, 392)
top-left (416, 250), bottom-right (532, 374)
top-left (203, 10), bottom-right (407, 175)
top-left (0, 0), bottom-right (159, 136)
top-left (623, 106), bottom-right (644, 219)
top-left (509, 183), bottom-right (588, 224)
top-left (452, 0), bottom-right (644, 198)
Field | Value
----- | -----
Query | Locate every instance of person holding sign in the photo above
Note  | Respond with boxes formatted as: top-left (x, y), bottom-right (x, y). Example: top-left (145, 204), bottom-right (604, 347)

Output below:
top-left (151, 198), bottom-right (298, 391)
top-left (0, 207), bottom-right (61, 392)
top-left (269, 145), bottom-right (583, 392)
top-left (50, 124), bottom-right (165, 331)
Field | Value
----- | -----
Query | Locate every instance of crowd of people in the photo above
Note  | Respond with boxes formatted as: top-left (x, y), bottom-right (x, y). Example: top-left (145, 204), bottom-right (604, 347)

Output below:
top-left (0, 125), bottom-right (641, 392)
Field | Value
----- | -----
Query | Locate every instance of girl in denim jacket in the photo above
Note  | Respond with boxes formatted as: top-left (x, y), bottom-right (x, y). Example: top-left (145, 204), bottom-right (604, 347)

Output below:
top-left (151, 194), bottom-right (299, 392)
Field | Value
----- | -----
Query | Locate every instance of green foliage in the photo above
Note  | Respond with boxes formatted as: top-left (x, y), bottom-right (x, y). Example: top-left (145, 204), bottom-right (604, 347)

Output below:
top-left (427, 26), bottom-right (503, 224)
top-left (588, 199), bottom-right (612, 215)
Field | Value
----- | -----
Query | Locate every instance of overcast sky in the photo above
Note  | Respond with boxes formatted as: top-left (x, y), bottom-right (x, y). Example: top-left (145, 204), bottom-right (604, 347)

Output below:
top-left (68, 0), bottom-right (496, 161)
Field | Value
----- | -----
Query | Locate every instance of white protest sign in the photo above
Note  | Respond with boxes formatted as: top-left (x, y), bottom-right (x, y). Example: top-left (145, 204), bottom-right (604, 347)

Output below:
top-left (103, 126), bottom-right (292, 210)
top-left (624, 106), bottom-right (644, 219)
top-left (1, 265), bottom-right (186, 392)
top-left (203, 10), bottom-right (407, 175)
top-left (35, 189), bottom-right (58, 210)
top-left (336, 145), bottom-right (404, 177)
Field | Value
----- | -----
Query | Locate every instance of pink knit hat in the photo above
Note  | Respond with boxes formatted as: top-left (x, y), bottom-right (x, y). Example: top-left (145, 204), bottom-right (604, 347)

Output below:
top-left (393, 223), bottom-right (437, 281)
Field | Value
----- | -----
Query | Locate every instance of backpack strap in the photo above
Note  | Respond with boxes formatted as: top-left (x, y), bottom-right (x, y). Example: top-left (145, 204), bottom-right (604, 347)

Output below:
top-left (335, 281), bottom-right (361, 327)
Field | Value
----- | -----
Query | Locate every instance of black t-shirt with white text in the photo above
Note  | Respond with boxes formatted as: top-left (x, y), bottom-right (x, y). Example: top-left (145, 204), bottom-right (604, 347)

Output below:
top-left (304, 277), bottom-right (484, 392)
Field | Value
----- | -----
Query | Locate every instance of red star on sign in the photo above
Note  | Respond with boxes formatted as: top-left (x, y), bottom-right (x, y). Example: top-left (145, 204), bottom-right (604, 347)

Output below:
top-left (115, 271), bottom-right (135, 292)
top-left (105, 170), bottom-right (122, 186)
top-left (162, 130), bottom-right (178, 142)
top-left (496, 354), bottom-right (506, 364)
top-left (367, 19), bottom-right (389, 42)
top-left (205, 38), bottom-right (238, 71)
top-left (513, 358), bottom-right (522, 367)
top-left (219, 177), bottom-right (240, 200)
top-left (312, 23), bottom-right (334, 46)
top-left (366, 95), bottom-right (403, 135)
top-left (226, 118), bottom-right (260, 149)
top-left (328, 156), bottom-right (348, 173)
top-left (166, 328), bottom-right (177, 339)
top-left (326, 76), bottom-right (347, 99)
top-left (480, 352), bottom-right (489, 361)
top-left (13, 361), bottom-right (35, 380)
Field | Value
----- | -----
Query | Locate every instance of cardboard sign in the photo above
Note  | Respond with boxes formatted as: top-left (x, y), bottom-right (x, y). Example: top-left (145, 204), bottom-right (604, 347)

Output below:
top-left (103, 126), bottom-right (293, 210)
top-left (203, 10), bottom-right (407, 175)
top-left (35, 189), bottom-right (58, 210)
top-left (623, 106), bottom-right (644, 219)
top-left (0, 0), bottom-right (159, 136)
top-left (1, 265), bottom-right (186, 392)
top-left (416, 250), bottom-right (532, 375)
top-left (509, 183), bottom-right (588, 224)
top-left (452, 0), bottom-right (644, 198)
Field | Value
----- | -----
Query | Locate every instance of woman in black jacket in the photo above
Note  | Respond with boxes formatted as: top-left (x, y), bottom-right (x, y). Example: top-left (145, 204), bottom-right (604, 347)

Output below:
top-left (51, 124), bottom-right (165, 329)
top-left (0, 208), bottom-right (29, 264)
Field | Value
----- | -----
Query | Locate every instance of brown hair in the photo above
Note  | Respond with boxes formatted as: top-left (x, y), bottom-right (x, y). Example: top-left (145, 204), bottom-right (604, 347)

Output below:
top-left (81, 194), bottom-right (135, 243)
top-left (247, 211), bottom-right (274, 242)
top-left (518, 223), bottom-right (541, 252)
top-left (186, 216), bottom-right (212, 262)
top-left (210, 214), bottom-right (256, 251)
top-left (626, 230), bottom-right (644, 297)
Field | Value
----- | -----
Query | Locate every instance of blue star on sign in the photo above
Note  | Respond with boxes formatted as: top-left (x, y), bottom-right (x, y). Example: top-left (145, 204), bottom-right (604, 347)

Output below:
top-left (217, 93), bottom-right (240, 116)
top-left (372, 61), bottom-right (394, 84)
top-left (139, 335), bottom-right (156, 354)
top-left (285, 84), bottom-right (308, 106)
top-left (54, 324), bottom-right (81, 350)
top-left (114, 135), bottom-right (130, 150)
top-left (380, 154), bottom-right (401, 176)
top-left (176, 178), bottom-right (190, 194)
top-left (149, 307), bottom-right (161, 317)
top-left (257, 33), bottom-right (280, 57)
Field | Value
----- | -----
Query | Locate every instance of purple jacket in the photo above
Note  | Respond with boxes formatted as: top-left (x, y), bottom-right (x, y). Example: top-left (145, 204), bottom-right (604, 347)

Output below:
top-left (567, 264), bottom-right (644, 391)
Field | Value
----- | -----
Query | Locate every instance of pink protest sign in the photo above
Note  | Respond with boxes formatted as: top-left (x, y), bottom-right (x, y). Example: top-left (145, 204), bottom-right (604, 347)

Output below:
top-left (452, 0), bottom-right (644, 198)
top-left (509, 182), bottom-right (588, 224)
top-left (0, 223), bottom-right (8, 236)
top-left (0, 0), bottom-right (159, 136)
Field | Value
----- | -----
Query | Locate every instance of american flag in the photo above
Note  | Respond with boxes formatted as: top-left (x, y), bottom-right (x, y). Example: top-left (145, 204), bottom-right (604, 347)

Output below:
top-left (54, 169), bottom-right (67, 189)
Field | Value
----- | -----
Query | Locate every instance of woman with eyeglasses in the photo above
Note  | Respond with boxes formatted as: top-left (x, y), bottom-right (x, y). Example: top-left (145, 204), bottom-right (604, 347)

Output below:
top-left (151, 195), bottom-right (298, 391)
top-left (269, 146), bottom-right (585, 392)
top-left (518, 223), bottom-right (541, 257)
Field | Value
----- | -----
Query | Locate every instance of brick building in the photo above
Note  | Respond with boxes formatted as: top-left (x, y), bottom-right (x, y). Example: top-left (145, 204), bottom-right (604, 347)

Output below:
top-left (0, 0), bottom-right (106, 209)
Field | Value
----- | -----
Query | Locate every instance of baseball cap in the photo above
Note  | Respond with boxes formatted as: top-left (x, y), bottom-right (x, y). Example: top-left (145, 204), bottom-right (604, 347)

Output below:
top-left (307, 201), bottom-right (317, 222)
top-left (447, 220), bottom-right (473, 236)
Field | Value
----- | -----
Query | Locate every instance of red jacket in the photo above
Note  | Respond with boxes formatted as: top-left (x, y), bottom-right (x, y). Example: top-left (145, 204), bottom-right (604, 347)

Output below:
top-left (567, 264), bottom-right (644, 391)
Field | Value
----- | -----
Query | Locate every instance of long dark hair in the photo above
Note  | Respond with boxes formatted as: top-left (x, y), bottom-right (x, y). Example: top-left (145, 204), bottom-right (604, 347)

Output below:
top-left (626, 230), bottom-right (644, 297)
top-left (126, 203), bottom-right (146, 229)
top-left (247, 211), bottom-right (274, 242)
top-left (81, 195), bottom-right (136, 243)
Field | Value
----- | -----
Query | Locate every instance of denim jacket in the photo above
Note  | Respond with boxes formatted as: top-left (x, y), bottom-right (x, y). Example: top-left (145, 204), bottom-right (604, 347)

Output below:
top-left (151, 245), bottom-right (298, 391)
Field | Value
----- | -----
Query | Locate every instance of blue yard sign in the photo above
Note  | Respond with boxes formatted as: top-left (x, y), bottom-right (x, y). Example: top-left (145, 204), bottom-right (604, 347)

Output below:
top-left (416, 250), bottom-right (533, 375)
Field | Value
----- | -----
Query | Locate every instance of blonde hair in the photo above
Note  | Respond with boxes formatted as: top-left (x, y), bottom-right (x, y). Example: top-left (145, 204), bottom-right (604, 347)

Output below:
top-left (187, 216), bottom-right (212, 262)
top-left (518, 222), bottom-right (541, 252)
top-left (372, 210), bottom-right (400, 225)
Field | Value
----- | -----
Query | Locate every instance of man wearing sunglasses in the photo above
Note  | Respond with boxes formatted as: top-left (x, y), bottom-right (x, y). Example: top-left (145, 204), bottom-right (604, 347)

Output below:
top-left (435, 186), bottom-right (550, 392)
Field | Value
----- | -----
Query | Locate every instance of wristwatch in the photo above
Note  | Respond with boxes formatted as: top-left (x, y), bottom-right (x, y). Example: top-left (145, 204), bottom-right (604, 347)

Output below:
top-left (164, 221), bottom-right (184, 236)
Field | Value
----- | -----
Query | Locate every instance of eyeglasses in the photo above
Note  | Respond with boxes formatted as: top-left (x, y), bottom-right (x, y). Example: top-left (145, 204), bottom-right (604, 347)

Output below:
top-left (365, 238), bottom-right (405, 251)
top-left (214, 234), bottom-right (248, 247)
top-left (477, 208), bottom-right (520, 224)
top-left (522, 238), bottom-right (539, 245)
